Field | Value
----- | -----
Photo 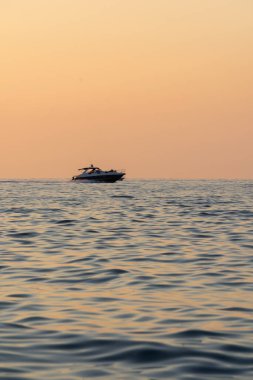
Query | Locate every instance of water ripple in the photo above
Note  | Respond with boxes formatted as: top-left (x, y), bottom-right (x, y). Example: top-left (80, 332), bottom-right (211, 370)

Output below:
top-left (0, 179), bottom-right (253, 379)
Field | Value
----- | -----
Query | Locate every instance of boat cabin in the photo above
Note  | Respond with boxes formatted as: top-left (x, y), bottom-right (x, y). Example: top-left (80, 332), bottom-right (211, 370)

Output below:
top-left (78, 164), bottom-right (101, 174)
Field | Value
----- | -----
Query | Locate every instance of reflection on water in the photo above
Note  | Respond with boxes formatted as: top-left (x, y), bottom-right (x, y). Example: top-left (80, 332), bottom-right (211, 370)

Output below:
top-left (0, 179), bottom-right (253, 379)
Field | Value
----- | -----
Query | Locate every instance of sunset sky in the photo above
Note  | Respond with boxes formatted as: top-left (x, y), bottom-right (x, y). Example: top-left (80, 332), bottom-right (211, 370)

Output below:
top-left (1, 0), bottom-right (252, 178)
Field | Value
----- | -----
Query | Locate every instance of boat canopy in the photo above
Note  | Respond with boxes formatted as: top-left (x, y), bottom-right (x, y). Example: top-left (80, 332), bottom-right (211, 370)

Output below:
top-left (78, 164), bottom-right (100, 171)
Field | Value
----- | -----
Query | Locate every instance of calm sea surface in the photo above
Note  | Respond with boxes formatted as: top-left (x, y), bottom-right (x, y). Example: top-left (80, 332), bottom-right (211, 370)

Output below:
top-left (1, 179), bottom-right (253, 379)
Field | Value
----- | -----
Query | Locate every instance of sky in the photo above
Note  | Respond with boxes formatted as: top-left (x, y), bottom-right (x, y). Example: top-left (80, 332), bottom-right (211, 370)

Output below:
top-left (1, 0), bottom-right (252, 178)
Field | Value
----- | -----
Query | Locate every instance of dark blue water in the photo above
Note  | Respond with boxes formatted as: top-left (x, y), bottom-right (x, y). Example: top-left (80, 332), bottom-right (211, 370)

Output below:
top-left (1, 179), bottom-right (253, 379)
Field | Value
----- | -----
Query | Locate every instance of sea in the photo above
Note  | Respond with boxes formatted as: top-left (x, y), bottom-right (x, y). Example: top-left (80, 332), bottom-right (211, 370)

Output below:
top-left (1, 179), bottom-right (253, 380)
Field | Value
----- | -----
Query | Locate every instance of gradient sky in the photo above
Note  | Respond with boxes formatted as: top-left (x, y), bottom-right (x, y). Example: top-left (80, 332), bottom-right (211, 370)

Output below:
top-left (1, 0), bottom-right (252, 178)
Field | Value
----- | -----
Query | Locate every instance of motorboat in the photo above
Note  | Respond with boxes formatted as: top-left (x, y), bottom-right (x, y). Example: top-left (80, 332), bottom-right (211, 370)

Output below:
top-left (72, 164), bottom-right (125, 182)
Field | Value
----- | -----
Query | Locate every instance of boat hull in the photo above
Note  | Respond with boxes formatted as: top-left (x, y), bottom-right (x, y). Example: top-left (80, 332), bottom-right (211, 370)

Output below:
top-left (72, 173), bottom-right (124, 183)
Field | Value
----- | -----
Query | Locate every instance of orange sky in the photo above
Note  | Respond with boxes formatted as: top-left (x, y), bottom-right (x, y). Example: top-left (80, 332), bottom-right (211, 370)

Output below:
top-left (1, 0), bottom-right (252, 178)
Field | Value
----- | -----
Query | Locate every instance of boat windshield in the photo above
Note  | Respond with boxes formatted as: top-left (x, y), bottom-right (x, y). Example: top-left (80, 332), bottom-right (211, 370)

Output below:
top-left (86, 168), bottom-right (95, 174)
top-left (85, 168), bottom-right (102, 174)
